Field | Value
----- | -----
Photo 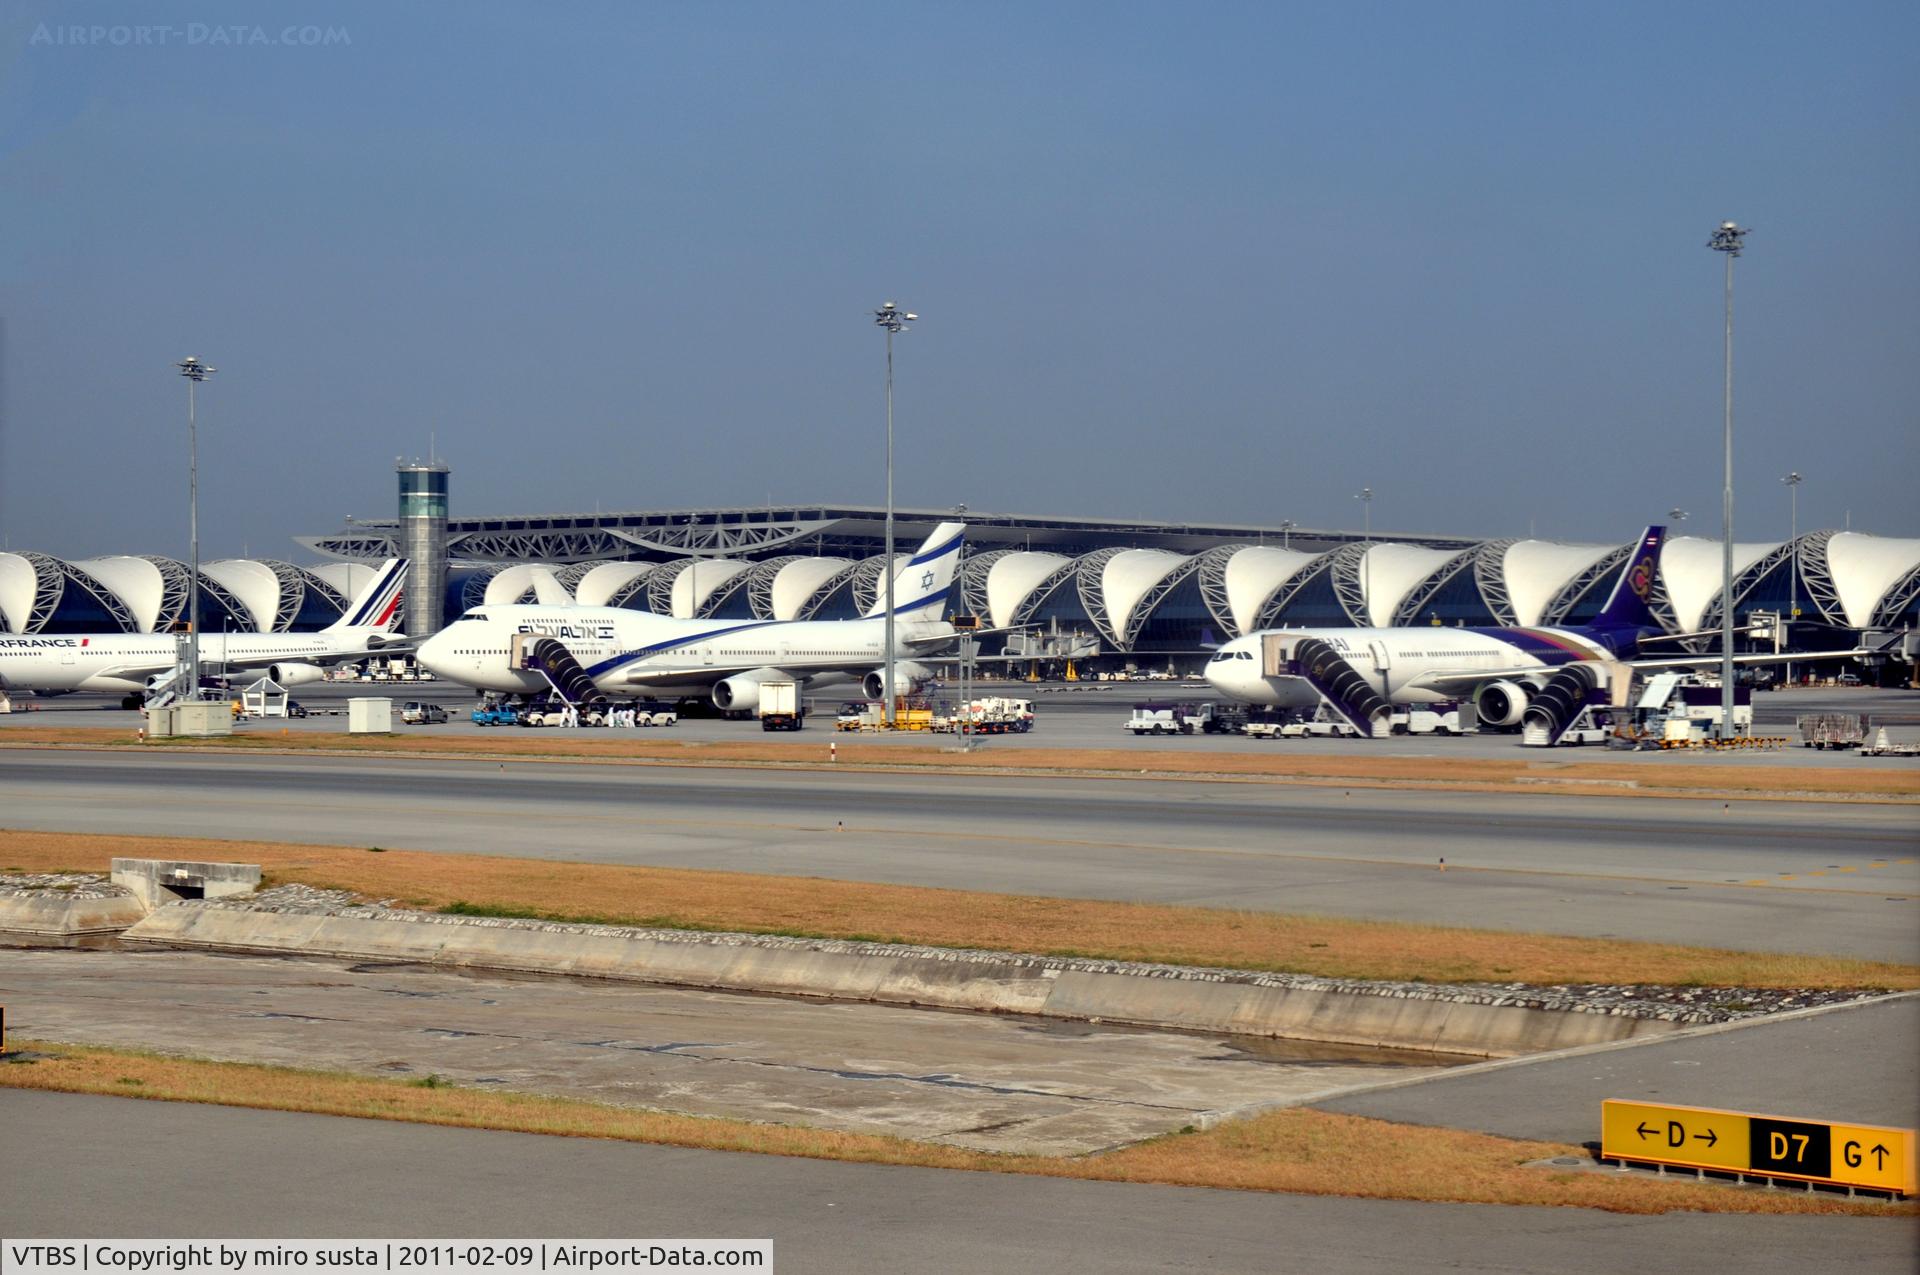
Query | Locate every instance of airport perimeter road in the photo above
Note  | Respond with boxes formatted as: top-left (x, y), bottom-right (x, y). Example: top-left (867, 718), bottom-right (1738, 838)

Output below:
top-left (3, 1092), bottom-right (1912, 1275)
top-left (3, 749), bottom-right (1915, 960)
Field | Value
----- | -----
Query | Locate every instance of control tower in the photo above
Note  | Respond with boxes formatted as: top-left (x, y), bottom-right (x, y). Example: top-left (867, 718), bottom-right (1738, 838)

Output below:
top-left (396, 459), bottom-right (450, 638)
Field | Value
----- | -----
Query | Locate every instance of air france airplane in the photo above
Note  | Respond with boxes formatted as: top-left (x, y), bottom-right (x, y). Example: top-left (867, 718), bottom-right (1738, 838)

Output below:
top-left (1205, 526), bottom-right (1849, 737)
top-left (416, 523), bottom-right (967, 707)
top-left (0, 559), bottom-right (408, 707)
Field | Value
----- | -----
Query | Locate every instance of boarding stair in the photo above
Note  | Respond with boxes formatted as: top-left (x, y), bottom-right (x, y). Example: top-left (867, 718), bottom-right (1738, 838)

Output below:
top-left (1290, 637), bottom-right (1391, 738)
top-left (1521, 664), bottom-right (1603, 747)
top-left (514, 636), bottom-right (606, 707)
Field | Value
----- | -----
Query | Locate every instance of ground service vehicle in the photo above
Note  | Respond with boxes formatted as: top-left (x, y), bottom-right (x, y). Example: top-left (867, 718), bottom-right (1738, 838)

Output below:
top-left (471, 704), bottom-right (518, 727)
top-left (1127, 702), bottom-right (1204, 735)
top-left (400, 701), bottom-right (448, 725)
top-left (759, 680), bottom-right (802, 731)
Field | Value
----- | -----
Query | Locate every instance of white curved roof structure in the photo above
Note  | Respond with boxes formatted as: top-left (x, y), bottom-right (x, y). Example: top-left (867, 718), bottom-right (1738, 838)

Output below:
top-left (769, 558), bottom-right (854, 621)
top-left (70, 557), bottom-right (165, 632)
top-left (1660, 537), bottom-right (1782, 631)
top-left (1101, 550), bottom-right (1191, 646)
top-left (1825, 533), bottom-right (1920, 627)
top-left (0, 553), bottom-right (37, 633)
top-left (1222, 547), bottom-right (1319, 635)
top-left (985, 552), bottom-right (1074, 629)
top-left (1357, 544), bottom-right (1456, 626)
top-left (574, 562), bottom-right (655, 608)
top-left (672, 559), bottom-right (749, 618)
top-left (1502, 541), bottom-right (1619, 627)
top-left (311, 562), bottom-right (380, 601)
top-left (204, 559), bottom-right (284, 633)
top-left (484, 564), bottom-right (571, 607)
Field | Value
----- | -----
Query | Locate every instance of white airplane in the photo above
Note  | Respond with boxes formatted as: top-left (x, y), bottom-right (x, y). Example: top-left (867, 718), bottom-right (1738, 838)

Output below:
top-left (1204, 526), bottom-right (1863, 739)
top-left (416, 523), bottom-right (968, 707)
top-left (0, 559), bottom-right (409, 707)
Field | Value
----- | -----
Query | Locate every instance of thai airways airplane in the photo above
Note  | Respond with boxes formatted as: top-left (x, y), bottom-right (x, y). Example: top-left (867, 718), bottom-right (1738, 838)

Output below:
top-left (1204, 526), bottom-right (1852, 739)
top-left (416, 523), bottom-right (967, 708)
top-left (0, 559), bottom-right (409, 707)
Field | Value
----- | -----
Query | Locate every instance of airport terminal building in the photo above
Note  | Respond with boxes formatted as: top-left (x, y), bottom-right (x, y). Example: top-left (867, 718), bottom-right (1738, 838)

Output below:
top-left (6, 498), bottom-right (1917, 666)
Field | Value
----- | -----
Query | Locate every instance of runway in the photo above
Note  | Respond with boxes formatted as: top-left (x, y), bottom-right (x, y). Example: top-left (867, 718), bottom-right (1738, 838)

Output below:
top-left (4, 1091), bottom-right (1911, 1275)
top-left (4, 748), bottom-right (1915, 960)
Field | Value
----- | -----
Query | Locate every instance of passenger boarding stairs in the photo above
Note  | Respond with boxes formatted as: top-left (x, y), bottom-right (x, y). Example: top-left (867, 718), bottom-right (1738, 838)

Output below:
top-left (513, 635), bottom-right (605, 707)
top-left (1290, 637), bottom-right (1391, 738)
top-left (1521, 664), bottom-right (1604, 747)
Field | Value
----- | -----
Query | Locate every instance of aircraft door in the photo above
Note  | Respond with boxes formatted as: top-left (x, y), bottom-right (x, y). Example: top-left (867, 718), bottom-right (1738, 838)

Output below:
top-left (1368, 640), bottom-right (1392, 695)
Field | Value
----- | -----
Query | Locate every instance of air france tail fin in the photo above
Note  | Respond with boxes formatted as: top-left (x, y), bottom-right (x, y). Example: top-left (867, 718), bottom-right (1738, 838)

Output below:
top-left (864, 522), bottom-right (965, 618)
top-left (324, 559), bottom-right (409, 633)
top-left (1591, 527), bottom-right (1662, 632)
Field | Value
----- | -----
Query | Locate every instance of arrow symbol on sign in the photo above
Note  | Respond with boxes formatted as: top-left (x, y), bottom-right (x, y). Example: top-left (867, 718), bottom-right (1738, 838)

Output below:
top-left (1635, 1122), bottom-right (1656, 1140)
top-left (1693, 1129), bottom-right (1718, 1147)
top-left (1871, 1144), bottom-right (1889, 1169)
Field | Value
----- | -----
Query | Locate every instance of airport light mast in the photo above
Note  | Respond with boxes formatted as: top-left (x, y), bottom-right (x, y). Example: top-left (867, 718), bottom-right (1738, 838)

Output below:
top-left (176, 356), bottom-right (216, 702)
top-left (1782, 470), bottom-right (1803, 685)
top-left (874, 301), bottom-right (917, 728)
top-left (1708, 221), bottom-right (1750, 740)
top-left (1355, 489), bottom-right (1373, 625)
top-left (1279, 519), bottom-right (1297, 551)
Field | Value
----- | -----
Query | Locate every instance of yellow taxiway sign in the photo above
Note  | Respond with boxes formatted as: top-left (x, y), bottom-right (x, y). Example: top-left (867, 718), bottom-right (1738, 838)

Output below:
top-left (1602, 1099), bottom-right (1914, 1194)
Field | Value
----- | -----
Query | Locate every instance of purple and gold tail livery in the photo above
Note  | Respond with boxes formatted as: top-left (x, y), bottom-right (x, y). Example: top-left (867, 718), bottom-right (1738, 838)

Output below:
top-left (1590, 526), bottom-right (1663, 634)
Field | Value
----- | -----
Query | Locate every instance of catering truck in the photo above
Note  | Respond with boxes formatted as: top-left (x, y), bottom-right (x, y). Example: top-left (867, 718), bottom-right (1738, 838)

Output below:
top-left (758, 680), bottom-right (803, 731)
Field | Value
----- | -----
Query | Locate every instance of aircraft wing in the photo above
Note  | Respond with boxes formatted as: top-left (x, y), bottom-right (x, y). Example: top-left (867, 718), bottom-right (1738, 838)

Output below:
top-left (615, 661), bottom-right (796, 686)
top-left (1406, 648), bottom-right (1873, 693)
top-left (1626, 648), bottom-right (1873, 672)
top-left (1402, 665), bottom-right (1547, 694)
top-left (207, 646), bottom-right (413, 674)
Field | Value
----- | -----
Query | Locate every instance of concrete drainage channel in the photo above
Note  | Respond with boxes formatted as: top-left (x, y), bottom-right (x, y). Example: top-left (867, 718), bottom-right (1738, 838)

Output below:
top-left (1, 859), bottom-right (1828, 1060)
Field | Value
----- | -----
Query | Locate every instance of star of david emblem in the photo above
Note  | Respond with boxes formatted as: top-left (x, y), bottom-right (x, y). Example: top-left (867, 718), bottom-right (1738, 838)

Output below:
top-left (920, 570), bottom-right (935, 590)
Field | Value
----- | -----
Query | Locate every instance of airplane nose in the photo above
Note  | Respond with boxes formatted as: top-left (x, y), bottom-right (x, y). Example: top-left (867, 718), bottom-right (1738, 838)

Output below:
top-left (416, 629), bottom-right (453, 677)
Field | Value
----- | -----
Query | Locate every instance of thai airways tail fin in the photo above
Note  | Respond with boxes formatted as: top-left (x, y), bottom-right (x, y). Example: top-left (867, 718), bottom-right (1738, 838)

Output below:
top-left (324, 559), bottom-right (409, 634)
top-left (1591, 528), bottom-right (1663, 632)
top-left (864, 522), bottom-right (965, 619)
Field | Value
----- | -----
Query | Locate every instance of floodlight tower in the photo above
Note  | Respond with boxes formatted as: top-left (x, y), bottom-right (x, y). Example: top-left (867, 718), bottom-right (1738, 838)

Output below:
top-left (1279, 519), bottom-right (1297, 552)
top-left (1355, 489), bottom-right (1374, 625)
top-left (1782, 470), bottom-right (1803, 684)
top-left (874, 301), bottom-right (917, 727)
top-left (176, 356), bottom-right (216, 700)
top-left (1708, 221), bottom-right (1751, 739)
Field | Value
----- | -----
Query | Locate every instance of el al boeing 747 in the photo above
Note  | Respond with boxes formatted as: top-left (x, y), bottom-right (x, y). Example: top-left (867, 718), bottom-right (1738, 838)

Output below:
top-left (416, 523), bottom-right (967, 707)
top-left (0, 559), bottom-right (408, 707)
top-left (1204, 526), bottom-right (1864, 739)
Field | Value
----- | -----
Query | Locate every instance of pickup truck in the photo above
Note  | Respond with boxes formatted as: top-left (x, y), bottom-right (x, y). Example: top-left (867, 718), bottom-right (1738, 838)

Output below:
top-left (471, 704), bottom-right (518, 727)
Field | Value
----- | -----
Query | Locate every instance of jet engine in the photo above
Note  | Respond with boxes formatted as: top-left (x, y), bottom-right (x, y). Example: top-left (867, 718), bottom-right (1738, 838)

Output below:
top-left (266, 663), bottom-right (328, 688)
top-left (711, 668), bottom-right (786, 711)
top-left (862, 661), bottom-right (932, 701)
top-left (1474, 680), bottom-right (1530, 729)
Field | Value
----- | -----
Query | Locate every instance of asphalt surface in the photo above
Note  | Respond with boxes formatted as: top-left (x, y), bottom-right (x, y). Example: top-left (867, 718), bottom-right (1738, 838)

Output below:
top-left (4, 1091), bottom-right (1912, 1274)
top-left (9, 682), bottom-right (1920, 766)
top-left (3, 748), bottom-right (1915, 960)
top-left (0, 948), bottom-right (1455, 1154)
top-left (1315, 994), bottom-right (1920, 1142)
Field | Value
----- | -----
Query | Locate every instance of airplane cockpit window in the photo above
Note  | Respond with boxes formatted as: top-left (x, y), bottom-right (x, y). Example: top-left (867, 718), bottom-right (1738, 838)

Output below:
top-left (1209, 650), bottom-right (1233, 663)
top-left (461, 611), bottom-right (490, 622)
top-left (1241, 650), bottom-right (1255, 660)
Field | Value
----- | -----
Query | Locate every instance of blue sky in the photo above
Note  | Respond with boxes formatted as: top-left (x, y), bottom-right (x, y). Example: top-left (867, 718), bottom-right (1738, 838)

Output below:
top-left (3, 0), bottom-right (1915, 558)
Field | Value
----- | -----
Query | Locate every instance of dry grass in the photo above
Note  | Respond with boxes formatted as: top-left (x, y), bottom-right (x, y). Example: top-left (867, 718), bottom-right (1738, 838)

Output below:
top-left (3, 724), bottom-right (1914, 800)
top-left (2, 1040), bottom-right (1904, 1216)
top-left (7, 829), bottom-right (1915, 989)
